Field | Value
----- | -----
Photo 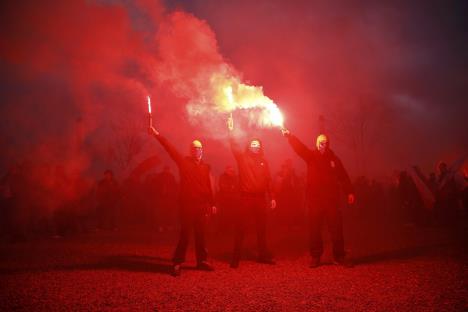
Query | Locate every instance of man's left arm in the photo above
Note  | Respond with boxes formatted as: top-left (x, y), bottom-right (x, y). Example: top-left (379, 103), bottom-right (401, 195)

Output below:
top-left (208, 166), bottom-right (217, 214)
top-left (336, 158), bottom-right (355, 205)
top-left (264, 160), bottom-right (276, 209)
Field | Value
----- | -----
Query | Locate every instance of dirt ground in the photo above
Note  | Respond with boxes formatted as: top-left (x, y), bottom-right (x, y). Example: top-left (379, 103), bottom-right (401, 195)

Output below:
top-left (1, 212), bottom-right (467, 311)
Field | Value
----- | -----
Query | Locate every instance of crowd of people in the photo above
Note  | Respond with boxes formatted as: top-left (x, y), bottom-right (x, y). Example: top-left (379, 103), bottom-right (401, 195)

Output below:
top-left (2, 117), bottom-right (466, 278)
top-left (0, 158), bottom-right (466, 242)
top-left (0, 162), bottom-right (181, 239)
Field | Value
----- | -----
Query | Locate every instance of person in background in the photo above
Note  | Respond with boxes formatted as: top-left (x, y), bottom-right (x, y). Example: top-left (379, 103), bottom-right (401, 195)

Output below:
top-left (96, 170), bottom-right (120, 231)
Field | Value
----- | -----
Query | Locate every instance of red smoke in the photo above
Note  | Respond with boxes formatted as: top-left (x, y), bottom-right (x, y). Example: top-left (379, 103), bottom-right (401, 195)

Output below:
top-left (0, 0), bottom-right (466, 196)
top-left (1, 0), bottom-right (162, 172)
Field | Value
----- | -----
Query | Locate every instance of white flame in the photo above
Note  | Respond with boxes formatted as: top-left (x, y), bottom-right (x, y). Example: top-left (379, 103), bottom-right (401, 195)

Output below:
top-left (265, 103), bottom-right (284, 128)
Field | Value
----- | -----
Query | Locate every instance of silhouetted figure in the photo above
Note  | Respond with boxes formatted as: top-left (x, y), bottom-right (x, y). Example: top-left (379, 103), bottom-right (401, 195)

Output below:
top-left (143, 173), bottom-right (160, 229)
top-left (155, 166), bottom-right (178, 231)
top-left (282, 130), bottom-right (354, 268)
top-left (96, 170), bottom-right (120, 230)
top-left (120, 174), bottom-right (144, 228)
top-left (435, 162), bottom-right (460, 224)
top-left (273, 159), bottom-right (302, 229)
top-left (428, 173), bottom-right (438, 194)
top-left (149, 126), bottom-right (215, 276)
top-left (216, 165), bottom-right (239, 233)
top-left (369, 179), bottom-right (385, 220)
top-left (397, 170), bottom-right (424, 225)
top-left (354, 176), bottom-right (371, 214)
top-left (11, 162), bottom-right (38, 239)
top-left (228, 116), bottom-right (276, 268)
top-left (0, 164), bottom-right (22, 237)
top-left (462, 173), bottom-right (468, 219)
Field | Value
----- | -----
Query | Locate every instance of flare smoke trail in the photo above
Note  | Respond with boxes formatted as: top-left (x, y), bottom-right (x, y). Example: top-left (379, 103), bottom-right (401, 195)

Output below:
top-left (155, 11), bottom-right (284, 131)
top-left (1, 0), bottom-right (467, 186)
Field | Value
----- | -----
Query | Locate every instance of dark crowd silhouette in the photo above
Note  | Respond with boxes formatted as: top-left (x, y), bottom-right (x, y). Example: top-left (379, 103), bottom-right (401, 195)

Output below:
top-left (1, 158), bottom-right (466, 241)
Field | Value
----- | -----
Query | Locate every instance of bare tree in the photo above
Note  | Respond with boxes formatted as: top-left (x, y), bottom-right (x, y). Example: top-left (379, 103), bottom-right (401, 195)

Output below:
top-left (325, 94), bottom-right (394, 176)
top-left (106, 120), bottom-right (147, 172)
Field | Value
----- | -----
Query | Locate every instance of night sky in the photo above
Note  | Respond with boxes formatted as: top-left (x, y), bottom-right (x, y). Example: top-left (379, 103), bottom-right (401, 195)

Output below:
top-left (1, 0), bottom-right (467, 180)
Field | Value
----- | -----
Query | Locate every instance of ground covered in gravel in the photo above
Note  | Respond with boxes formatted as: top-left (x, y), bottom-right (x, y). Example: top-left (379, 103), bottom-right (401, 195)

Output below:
top-left (1, 214), bottom-right (467, 311)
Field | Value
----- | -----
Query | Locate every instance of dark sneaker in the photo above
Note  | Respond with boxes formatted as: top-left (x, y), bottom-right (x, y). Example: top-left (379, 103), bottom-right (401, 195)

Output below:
top-left (172, 264), bottom-right (181, 277)
top-left (197, 261), bottom-right (215, 271)
top-left (257, 257), bottom-right (276, 265)
top-left (309, 256), bottom-right (320, 268)
top-left (334, 257), bottom-right (354, 268)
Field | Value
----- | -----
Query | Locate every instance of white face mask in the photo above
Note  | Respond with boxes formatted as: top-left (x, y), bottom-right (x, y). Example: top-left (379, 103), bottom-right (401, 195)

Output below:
top-left (315, 134), bottom-right (329, 154)
top-left (249, 140), bottom-right (261, 154)
top-left (190, 140), bottom-right (203, 160)
top-left (191, 148), bottom-right (203, 160)
top-left (318, 141), bottom-right (327, 154)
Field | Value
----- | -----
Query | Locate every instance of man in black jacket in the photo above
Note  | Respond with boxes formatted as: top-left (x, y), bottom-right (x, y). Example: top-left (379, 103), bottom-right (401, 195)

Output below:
top-left (228, 116), bottom-right (276, 268)
top-left (282, 129), bottom-right (355, 268)
top-left (149, 126), bottom-right (216, 276)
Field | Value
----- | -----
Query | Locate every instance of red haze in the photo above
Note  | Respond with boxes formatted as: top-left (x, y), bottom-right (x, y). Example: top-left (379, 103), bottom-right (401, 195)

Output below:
top-left (0, 0), bottom-right (466, 198)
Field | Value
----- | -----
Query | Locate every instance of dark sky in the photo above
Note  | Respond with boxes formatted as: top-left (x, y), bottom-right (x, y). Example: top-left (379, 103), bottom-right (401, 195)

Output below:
top-left (0, 0), bottom-right (467, 180)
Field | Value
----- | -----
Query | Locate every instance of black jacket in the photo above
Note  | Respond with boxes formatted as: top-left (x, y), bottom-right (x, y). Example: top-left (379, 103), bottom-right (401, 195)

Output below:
top-left (156, 135), bottom-right (214, 206)
top-left (230, 137), bottom-right (273, 198)
top-left (287, 134), bottom-right (353, 201)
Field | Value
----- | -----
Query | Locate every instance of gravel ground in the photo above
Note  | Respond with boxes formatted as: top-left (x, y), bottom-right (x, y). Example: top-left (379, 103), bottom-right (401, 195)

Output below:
top-left (1, 218), bottom-right (467, 311)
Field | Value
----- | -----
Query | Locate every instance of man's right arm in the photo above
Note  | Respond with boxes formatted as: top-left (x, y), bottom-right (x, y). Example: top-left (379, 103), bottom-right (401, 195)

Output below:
top-left (229, 135), bottom-right (242, 158)
top-left (149, 127), bottom-right (183, 164)
top-left (282, 130), bottom-right (312, 162)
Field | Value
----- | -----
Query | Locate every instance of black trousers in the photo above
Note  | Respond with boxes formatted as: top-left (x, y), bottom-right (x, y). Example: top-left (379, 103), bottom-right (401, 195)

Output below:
top-left (172, 203), bottom-right (208, 264)
top-left (308, 198), bottom-right (345, 260)
top-left (232, 193), bottom-right (271, 261)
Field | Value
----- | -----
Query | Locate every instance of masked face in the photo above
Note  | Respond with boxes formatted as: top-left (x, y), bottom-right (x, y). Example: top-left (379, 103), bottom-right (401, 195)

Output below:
top-left (316, 134), bottom-right (328, 154)
top-left (249, 140), bottom-right (261, 154)
top-left (191, 148), bottom-right (203, 160)
top-left (190, 140), bottom-right (203, 160)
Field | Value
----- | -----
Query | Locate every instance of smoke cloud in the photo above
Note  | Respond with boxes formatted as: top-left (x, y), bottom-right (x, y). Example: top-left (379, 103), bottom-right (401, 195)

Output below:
top-left (1, 0), bottom-right (467, 187)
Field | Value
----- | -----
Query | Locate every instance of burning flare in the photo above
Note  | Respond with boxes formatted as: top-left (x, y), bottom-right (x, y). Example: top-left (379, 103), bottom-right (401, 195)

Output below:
top-left (147, 96), bottom-right (152, 114)
top-left (147, 95), bottom-right (152, 127)
top-left (213, 73), bottom-right (284, 128)
top-left (157, 12), bottom-right (285, 130)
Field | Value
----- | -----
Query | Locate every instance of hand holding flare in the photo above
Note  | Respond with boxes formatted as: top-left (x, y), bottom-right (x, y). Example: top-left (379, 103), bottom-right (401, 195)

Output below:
top-left (227, 112), bottom-right (234, 131)
top-left (147, 96), bottom-right (152, 127)
top-left (147, 95), bottom-right (159, 136)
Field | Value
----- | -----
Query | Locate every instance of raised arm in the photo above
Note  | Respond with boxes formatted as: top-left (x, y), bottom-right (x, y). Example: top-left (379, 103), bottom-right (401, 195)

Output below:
top-left (149, 126), bottom-right (183, 165)
top-left (335, 157), bottom-right (355, 204)
top-left (282, 129), bottom-right (313, 162)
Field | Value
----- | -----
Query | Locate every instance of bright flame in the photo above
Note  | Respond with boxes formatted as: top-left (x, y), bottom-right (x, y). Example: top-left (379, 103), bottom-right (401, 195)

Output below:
top-left (265, 102), bottom-right (284, 128)
top-left (147, 96), bottom-right (152, 114)
top-left (212, 72), bottom-right (284, 128)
